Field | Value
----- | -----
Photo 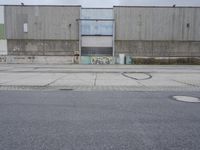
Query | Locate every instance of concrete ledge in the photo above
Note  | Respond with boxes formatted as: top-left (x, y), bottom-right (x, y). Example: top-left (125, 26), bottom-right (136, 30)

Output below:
top-left (2, 56), bottom-right (200, 65)
top-left (115, 41), bottom-right (200, 57)
top-left (132, 57), bottom-right (200, 65)
top-left (6, 56), bottom-right (73, 64)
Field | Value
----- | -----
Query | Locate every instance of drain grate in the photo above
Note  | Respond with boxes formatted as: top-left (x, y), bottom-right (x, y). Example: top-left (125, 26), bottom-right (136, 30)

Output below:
top-left (172, 96), bottom-right (200, 103)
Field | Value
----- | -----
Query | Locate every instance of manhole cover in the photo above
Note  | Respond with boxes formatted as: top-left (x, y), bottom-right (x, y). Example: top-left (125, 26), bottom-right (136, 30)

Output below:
top-left (172, 96), bottom-right (200, 103)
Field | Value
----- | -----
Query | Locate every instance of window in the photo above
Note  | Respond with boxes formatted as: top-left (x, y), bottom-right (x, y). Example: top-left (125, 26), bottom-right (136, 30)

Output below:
top-left (23, 23), bottom-right (28, 32)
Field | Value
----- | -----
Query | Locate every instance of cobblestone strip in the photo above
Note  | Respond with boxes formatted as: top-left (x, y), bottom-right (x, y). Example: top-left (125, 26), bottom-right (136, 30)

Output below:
top-left (0, 85), bottom-right (200, 91)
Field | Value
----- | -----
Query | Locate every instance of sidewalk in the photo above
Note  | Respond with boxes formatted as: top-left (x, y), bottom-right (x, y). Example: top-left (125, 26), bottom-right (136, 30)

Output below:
top-left (0, 64), bottom-right (200, 91)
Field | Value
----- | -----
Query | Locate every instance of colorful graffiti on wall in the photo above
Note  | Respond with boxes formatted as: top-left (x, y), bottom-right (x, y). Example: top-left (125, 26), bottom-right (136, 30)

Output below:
top-left (91, 56), bottom-right (114, 64)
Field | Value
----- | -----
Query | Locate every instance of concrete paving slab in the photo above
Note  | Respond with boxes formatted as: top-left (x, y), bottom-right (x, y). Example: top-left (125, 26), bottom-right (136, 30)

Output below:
top-left (169, 73), bottom-right (200, 87)
top-left (139, 74), bottom-right (186, 87)
top-left (122, 73), bottom-right (152, 81)
top-left (0, 64), bottom-right (200, 91)
top-left (0, 73), bottom-right (35, 84)
top-left (96, 73), bottom-right (141, 86)
top-left (2, 73), bottom-right (65, 86)
top-left (51, 73), bottom-right (95, 86)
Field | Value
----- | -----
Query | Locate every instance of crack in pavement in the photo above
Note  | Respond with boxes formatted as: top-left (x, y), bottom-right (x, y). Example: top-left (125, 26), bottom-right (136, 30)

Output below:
top-left (172, 79), bottom-right (200, 87)
top-left (94, 73), bottom-right (97, 87)
top-left (43, 75), bottom-right (67, 87)
top-left (121, 72), bottom-right (147, 87)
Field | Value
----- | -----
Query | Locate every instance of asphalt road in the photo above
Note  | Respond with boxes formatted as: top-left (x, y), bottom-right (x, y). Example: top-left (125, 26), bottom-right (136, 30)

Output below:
top-left (0, 91), bottom-right (200, 150)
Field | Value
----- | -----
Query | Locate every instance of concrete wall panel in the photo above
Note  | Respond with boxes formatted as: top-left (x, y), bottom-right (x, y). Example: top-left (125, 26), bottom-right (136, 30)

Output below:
top-left (114, 7), bottom-right (200, 41)
top-left (190, 42), bottom-right (200, 56)
top-left (0, 6), bottom-right (4, 23)
top-left (115, 40), bottom-right (200, 57)
top-left (6, 56), bottom-right (73, 64)
top-left (0, 40), bottom-right (7, 55)
top-left (7, 40), bottom-right (79, 56)
top-left (5, 6), bottom-right (80, 40)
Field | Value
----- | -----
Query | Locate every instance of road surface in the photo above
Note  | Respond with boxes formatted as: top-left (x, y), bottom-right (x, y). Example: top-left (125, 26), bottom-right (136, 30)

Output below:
top-left (0, 90), bottom-right (199, 150)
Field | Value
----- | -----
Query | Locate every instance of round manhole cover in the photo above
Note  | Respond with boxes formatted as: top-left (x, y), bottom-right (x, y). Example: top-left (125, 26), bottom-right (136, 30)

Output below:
top-left (172, 96), bottom-right (200, 103)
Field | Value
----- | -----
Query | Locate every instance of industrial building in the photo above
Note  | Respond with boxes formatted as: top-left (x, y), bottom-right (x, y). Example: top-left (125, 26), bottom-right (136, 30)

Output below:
top-left (0, 5), bottom-right (200, 64)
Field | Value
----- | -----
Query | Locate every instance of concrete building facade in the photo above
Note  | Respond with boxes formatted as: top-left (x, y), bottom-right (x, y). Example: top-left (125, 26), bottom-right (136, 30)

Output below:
top-left (114, 6), bottom-right (200, 59)
top-left (2, 5), bottom-right (80, 64)
top-left (0, 5), bottom-right (200, 64)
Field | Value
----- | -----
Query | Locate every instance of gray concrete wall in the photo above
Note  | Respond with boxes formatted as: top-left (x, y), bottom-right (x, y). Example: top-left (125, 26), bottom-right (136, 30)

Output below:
top-left (114, 6), bottom-right (200, 41)
top-left (115, 41), bottom-right (200, 57)
top-left (6, 56), bottom-right (73, 64)
top-left (5, 5), bottom-right (80, 40)
top-left (7, 40), bottom-right (79, 56)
